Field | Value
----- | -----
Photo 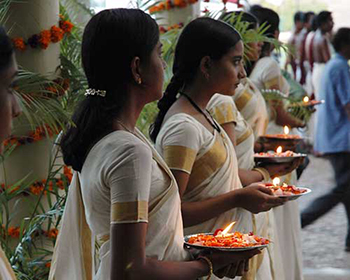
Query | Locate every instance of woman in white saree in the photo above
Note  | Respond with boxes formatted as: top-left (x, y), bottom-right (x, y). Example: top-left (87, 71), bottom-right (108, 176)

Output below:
top-left (151, 18), bottom-right (287, 280)
top-left (49, 9), bottom-right (260, 280)
top-left (0, 26), bottom-right (22, 280)
top-left (249, 6), bottom-right (305, 280)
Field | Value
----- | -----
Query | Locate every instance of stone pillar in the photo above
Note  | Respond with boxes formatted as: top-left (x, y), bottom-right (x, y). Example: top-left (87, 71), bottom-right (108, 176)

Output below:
top-left (1, 1), bottom-right (62, 243)
top-left (1, 0), bottom-right (60, 187)
top-left (5, 0), bottom-right (60, 76)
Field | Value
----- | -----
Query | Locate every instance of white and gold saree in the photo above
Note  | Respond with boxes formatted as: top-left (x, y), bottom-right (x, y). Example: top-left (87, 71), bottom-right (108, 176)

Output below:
top-left (207, 94), bottom-right (285, 280)
top-left (250, 56), bottom-right (304, 280)
top-left (156, 113), bottom-right (253, 280)
top-left (49, 130), bottom-right (189, 280)
top-left (233, 78), bottom-right (269, 140)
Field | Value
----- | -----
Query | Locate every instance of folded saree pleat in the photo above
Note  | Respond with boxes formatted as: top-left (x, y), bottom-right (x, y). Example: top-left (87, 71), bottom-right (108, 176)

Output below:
top-left (208, 94), bottom-right (283, 280)
top-left (49, 172), bottom-right (94, 280)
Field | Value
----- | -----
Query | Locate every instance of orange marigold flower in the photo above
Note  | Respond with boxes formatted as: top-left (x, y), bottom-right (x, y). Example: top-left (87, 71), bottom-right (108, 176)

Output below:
top-left (45, 262), bottom-right (51, 268)
top-left (50, 25), bottom-right (64, 43)
top-left (8, 227), bottom-right (20, 238)
top-left (56, 180), bottom-right (64, 190)
top-left (9, 185), bottom-right (19, 194)
top-left (48, 181), bottom-right (54, 191)
top-left (39, 30), bottom-right (51, 49)
top-left (12, 37), bottom-right (26, 51)
top-left (47, 228), bottom-right (59, 239)
top-left (60, 20), bottom-right (74, 34)
top-left (188, 0), bottom-right (198, 4)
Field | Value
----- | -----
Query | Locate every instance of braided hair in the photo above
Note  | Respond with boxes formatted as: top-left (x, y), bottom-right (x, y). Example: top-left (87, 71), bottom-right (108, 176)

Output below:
top-left (150, 17), bottom-right (241, 142)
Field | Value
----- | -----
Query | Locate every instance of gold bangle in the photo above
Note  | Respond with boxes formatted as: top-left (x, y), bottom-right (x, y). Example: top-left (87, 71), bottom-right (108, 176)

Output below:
top-left (197, 256), bottom-right (213, 280)
top-left (253, 167), bottom-right (270, 182)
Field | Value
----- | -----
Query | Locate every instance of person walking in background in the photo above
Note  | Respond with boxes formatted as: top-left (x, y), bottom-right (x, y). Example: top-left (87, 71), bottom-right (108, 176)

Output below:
top-left (285, 11), bottom-right (305, 80)
top-left (299, 11), bottom-right (315, 86)
top-left (301, 28), bottom-right (350, 252)
top-left (310, 11), bottom-right (334, 100)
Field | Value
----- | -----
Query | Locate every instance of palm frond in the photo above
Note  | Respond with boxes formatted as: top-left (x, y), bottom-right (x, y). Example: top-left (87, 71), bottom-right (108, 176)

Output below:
top-left (0, 0), bottom-right (25, 26)
top-left (13, 69), bottom-right (71, 133)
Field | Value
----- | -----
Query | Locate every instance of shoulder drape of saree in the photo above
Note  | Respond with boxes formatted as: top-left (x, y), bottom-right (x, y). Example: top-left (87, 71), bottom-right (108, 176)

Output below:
top-left (234, 79), bottom-right (268, 139)
top-left (49, 172), bottom-right (94, 280)
top-left (183, 129), bottom-right (253, 237)
top-left (0, 247), bottom-right (16, 280)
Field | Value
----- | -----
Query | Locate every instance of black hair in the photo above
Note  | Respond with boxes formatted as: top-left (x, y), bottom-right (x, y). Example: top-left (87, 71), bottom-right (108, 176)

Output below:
top-left (310, 15), bottom-right (318, 31)
top-left (304, 11), bottom-right (315, 24)
top-left (316, 11), bottom-right (332, 27)
top-left (0, 26), bottom-right (14, 74)
top-left (60, 9), bottom-right (159, 172)
top-left (249, 6), bottom-right (280, 57)
top-left (220, 11), bottom-right (258, 76)
top-left (332, 28), bottom-right (350, 52)
top-left (294, 11), bottom-right (304, 23)
top-left (150, 17), bottom-right (241, 142)
top-left (220, 11), bottom-right (259, 30)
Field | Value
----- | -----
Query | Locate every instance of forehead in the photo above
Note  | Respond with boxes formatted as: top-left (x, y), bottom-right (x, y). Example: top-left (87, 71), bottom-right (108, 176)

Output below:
top-left (229, 41), bottom-right (244, 56)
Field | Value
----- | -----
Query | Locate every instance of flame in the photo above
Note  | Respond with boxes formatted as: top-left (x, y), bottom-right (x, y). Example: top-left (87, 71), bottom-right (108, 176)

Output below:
top-left (283, 126), bottom-right (290, 135)
top-left (276, 146), bottom-right (282, 153)
top-left (273, 177), bottom-right (280, 186)
top-left (222, 222), bottom-right (236, 235)
top-left (303, 96), bottom-right (309, 103)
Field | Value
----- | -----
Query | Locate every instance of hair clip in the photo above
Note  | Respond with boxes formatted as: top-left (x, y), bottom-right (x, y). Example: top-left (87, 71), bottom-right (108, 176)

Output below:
top-left (85, 88), bottom-right (107, 97)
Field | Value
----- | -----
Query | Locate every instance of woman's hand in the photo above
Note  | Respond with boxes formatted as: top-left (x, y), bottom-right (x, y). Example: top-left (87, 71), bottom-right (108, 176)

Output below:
top-left (234, 183), bottom-right (287, 213)
top-left (263, 157), bottom-right (304, 177)
top-left (201, 249), bottom-right (260, 279)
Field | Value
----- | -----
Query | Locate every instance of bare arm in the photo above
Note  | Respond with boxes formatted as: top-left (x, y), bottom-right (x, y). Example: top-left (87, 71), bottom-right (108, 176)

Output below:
top-left (172, 171), bottom-right (286, 227)
top-left (110, 223), bottom-right (261, 279)
top-left (111, 223), bottom-right (209, 280)
top-left (270, 100), bottom-right (304, 128)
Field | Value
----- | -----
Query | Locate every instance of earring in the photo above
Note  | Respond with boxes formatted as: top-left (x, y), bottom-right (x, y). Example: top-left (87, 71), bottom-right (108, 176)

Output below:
top-left (137, 77), bottom-right (142, 84)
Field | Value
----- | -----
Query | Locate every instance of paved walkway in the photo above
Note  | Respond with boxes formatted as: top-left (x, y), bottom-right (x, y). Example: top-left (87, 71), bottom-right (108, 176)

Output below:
top-left (298, 155), bottom-right (350, 279)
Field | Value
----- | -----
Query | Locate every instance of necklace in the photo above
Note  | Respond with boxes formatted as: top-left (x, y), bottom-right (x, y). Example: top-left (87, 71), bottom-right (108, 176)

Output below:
top-left (179, 92), bottom-right (221, 133)
top-left (115, 120), bottom-right (135, 135)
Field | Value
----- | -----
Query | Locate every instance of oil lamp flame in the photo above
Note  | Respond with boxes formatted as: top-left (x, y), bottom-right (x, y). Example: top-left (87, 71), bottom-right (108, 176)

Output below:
top-left (283, 126), bottom-right (290, 135)
top-left (276, 146), bottom-right (282, 153)
top-left (222, 222), bottom-right (236, 235)
top-left (303, 96), bottom-right (309, 103)
top-left (273, 177), bottom-right (280, 186)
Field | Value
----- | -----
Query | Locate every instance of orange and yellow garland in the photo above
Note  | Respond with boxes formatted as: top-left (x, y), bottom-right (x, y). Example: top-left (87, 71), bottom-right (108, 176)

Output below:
top-left (3, 124), bottom-right (60, 149)
top-left (0, 165), bottom-right (73, 196)
top-left (12, 16), bottom-right (74, 51)
top-left (150, 0), bottom-right (199, 14)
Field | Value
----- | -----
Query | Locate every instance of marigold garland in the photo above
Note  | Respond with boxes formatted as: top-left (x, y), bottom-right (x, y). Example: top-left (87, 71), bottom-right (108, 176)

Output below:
top-left (159, 23), bottom-right (184, 34)
top-left (149, 0), bottom-right (242, 14)
top-left (150, 0), bottom-right (198, 14)
top-left (12, 16), bottom-right (74, 51)
top-left (0, 165), bottom-right (72, 196)
top-left (3, 124), bottom-right (60, 149)
top-left (4, 226), bottom-right (59, 239)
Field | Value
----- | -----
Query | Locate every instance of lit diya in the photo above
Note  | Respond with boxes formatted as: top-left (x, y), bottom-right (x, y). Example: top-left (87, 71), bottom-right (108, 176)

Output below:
top-left (254, 146), bottom-right (307, 163)
top-left (184, 222), bottom-right (269, 251)
top-left (289, 96), bottom-right (325, 108)
top-left (259, 126), bottom-right (303, 144)
top-left (264, 177), bottom-right (311, 201)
